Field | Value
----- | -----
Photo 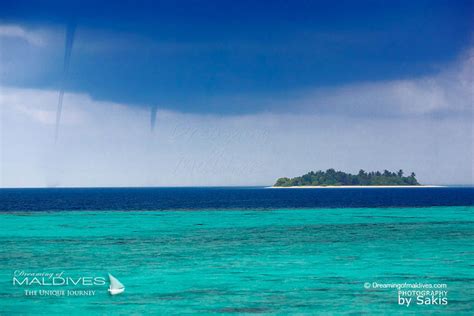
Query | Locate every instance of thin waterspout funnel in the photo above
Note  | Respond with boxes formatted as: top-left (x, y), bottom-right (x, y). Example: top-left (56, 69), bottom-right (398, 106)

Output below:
top-left (54, 22), bottom-right (76, 142)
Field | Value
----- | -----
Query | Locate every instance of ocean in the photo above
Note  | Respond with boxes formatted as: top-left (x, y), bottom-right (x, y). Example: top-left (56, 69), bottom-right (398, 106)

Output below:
top-left (0, 187), bottom-right (473, 314)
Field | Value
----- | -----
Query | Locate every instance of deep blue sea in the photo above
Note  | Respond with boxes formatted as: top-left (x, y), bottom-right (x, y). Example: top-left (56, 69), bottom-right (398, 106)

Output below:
top-left (1, 186), bottom-right (473, 211)
top-left (0, 187), bottom-right (473, 314)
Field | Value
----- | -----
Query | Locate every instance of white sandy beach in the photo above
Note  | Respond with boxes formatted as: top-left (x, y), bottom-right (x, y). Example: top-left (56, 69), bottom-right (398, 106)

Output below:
top-left (267, 185), bottom-right (444, 189)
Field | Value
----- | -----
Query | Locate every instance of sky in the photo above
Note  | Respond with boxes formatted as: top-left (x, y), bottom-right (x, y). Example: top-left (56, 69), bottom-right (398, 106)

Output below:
top-left (0, 0), bottom-right (473, 187)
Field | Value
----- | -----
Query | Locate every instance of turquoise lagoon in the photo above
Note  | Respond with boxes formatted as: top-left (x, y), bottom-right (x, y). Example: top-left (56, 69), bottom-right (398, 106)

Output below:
top-left (0, 206), bottom-right (473, 314)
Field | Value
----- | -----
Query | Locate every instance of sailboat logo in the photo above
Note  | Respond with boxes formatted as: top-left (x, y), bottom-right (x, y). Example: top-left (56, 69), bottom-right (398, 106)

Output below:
top-left (107, 273), bottom-right (125, 295)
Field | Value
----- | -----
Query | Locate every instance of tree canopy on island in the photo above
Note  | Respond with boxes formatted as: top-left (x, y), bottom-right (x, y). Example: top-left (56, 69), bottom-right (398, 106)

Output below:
top-left (274, 169), bottom-right (419, 187)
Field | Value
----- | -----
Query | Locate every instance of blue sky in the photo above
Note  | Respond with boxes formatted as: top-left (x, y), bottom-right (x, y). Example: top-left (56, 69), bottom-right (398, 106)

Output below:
top-left (0, 1), bottom-right (472, 187)
top-left (1, 0), bottom-right (472, 113)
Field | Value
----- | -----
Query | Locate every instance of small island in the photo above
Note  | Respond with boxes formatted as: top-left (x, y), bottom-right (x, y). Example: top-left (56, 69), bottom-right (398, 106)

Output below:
top-left (274, 169), bottom-right (420, 187)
